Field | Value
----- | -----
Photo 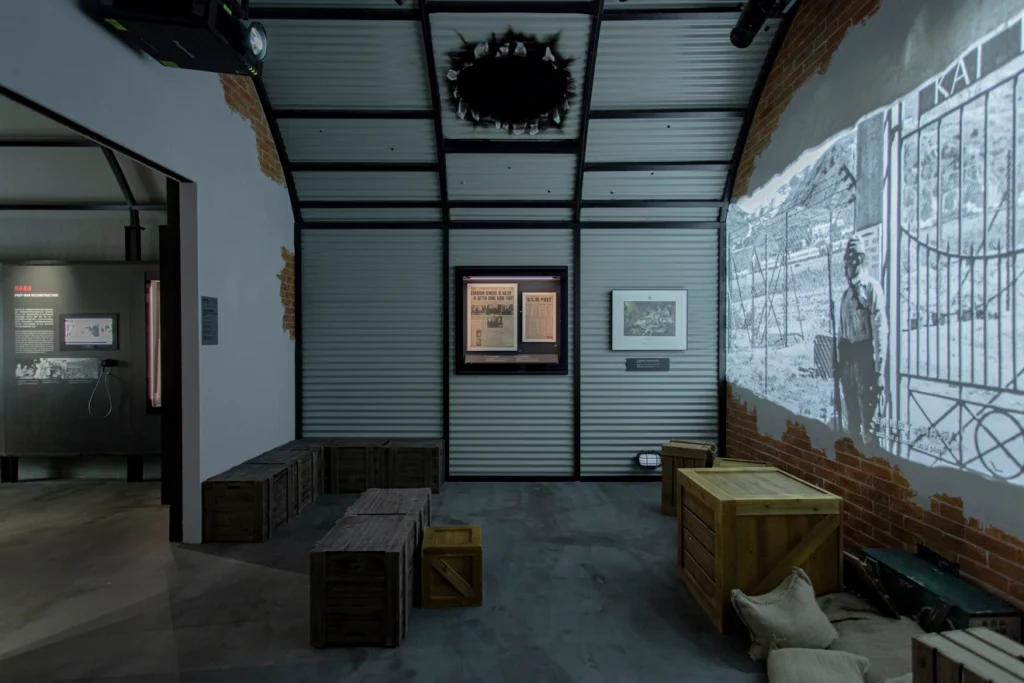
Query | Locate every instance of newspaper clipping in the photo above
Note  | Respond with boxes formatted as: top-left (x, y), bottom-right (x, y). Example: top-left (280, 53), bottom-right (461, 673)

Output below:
top-left (522, 292), bottom-right (557, 343)
top-left (467, 283), bottom-right (518, 351)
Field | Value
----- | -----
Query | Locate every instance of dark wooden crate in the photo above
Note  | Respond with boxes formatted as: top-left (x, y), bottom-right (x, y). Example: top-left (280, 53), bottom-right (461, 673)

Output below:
top-left (310, 514), bottom-right (416, 648)
top-left (248, 449), bottom-right (317, 516)
top-left (384, 439), bottom-right (445, 493)
top-left (278, 439), bottom-right (332, 497)
top-left (346, 488), bottom-right (432, 606)
top-left (324, 439), bottom-right (388, 493)
top-left (202, 463), bottom-right (290, 543)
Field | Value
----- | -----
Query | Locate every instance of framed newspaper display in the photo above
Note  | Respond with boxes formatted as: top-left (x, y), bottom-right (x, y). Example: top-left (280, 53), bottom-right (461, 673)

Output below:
top-left (455, 266), bottom-right (568, 375)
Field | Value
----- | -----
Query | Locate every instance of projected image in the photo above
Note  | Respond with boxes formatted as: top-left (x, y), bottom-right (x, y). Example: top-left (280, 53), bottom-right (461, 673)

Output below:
top-left (64, 316), bottom-right (115, 347)
top-left (726, 15), bottom-right (1024, 485)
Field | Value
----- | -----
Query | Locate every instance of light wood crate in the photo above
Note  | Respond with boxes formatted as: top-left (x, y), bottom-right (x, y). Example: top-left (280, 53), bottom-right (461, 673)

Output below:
top-left (202, 463), bottom-right (290, 543)
top-left (660, 441), bottom-right (714, 516)
top-left (712, 457), bottom-right (770, 469)
top-left (912, 628), bottom-right (1024, 682)
top-left (677, 466), bottom-right (843, 634)
top-left (421, 525), bottom-right (483, 609)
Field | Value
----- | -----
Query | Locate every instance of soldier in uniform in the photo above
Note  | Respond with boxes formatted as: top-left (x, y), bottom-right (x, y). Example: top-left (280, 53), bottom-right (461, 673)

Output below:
top-left (837, 234), bottom-right (887, 448)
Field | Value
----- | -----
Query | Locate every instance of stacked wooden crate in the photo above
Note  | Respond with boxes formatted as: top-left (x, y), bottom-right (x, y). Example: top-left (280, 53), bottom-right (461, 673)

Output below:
top-left (912, 628), bottom-right (1024, 682)
top-left (677, 466), bottom-right (843, 633)
top-left (246, 448), bottom-right (319, 519)
top-left (202, 463), bottom-right (290, 542)
top-left (660, 439), bottom-right (715, 516)
top-left (310, 513), bottom-right (418, 648)
top-left (385, 439), bottom-right (445, 494)
top-left (323, 438), bottom-right (388, 493)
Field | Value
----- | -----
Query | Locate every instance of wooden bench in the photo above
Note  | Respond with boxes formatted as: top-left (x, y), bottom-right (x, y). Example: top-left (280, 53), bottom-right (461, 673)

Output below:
top-left (310, 514), bottom-right (417, 647)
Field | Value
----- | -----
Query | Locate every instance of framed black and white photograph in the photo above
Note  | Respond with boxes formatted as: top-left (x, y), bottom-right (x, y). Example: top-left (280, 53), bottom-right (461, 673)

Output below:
top-left (611, 290), bottom-right (688, 351)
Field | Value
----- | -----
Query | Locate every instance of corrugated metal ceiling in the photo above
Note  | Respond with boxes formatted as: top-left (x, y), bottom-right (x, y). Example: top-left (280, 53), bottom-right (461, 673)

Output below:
top-left (255, 2), bottom-right (785, 223)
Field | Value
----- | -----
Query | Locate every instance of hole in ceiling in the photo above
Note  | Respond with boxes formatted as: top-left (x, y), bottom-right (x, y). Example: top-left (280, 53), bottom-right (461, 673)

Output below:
top-left (446, 30), bottom-right (576, 136)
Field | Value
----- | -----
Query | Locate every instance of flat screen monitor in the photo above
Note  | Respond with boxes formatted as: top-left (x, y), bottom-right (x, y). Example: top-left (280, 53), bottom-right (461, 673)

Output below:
top-left (60, 314), bottom-right (119, 351)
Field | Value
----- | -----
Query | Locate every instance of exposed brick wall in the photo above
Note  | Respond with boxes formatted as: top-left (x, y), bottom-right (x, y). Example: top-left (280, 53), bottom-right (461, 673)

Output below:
top-left (277, 247), bottom-right (295, 340)
top-left (732, 0), bottom-right (882, 198)
top-left (726, 385), bottom-right (1024, 609)
top-left (218, 74), bottom-right (286, 187)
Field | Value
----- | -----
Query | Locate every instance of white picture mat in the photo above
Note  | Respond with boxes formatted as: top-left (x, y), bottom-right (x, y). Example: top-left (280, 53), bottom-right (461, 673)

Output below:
top-left (611, 290), bottom-right (688, 351)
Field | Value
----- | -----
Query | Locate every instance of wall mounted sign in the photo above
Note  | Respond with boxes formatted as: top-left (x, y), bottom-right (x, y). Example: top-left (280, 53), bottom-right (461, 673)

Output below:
top-left (626, 358), bottom-right (671, 372)
top-left (611, 290), bottom-right (688, 352)
top-left (201, 296), bottom-right (219, 346)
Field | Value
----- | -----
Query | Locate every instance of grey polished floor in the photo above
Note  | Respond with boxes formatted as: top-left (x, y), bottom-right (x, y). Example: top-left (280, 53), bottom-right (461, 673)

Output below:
top-left (0, 480), bottom-right (764, 683)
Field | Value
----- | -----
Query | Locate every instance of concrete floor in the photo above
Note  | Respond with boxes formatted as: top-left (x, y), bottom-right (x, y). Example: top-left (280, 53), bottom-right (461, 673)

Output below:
top-left (0, 480), bottom-right (764, 683)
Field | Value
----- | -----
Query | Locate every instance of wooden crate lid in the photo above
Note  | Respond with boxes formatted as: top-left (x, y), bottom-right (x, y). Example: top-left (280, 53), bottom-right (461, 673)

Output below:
top-left (206, 462), bottom-right (288, 482)
top-left (280, 438), bottom-right (332, 448)
top-left (915, 629), bottom-right (1024, 681)
top-left (313, 514), bottom-right (416, 553)
top-left (712, 457), bottom-right (770, 468)
top-left (328, 438), bottom-right (389, 447)
top-left (680, 466), bottom-right (839, 501)
top-left (387, 438), bottom-right (445, 449)
top-left (423, 525), bottom-right (482, 555)
top-left (662, 441), bottom-right (714, 456)
top-left (348, 488), bottom-right (431, 515)
top-left (248, 448), bottom-right (311, 465)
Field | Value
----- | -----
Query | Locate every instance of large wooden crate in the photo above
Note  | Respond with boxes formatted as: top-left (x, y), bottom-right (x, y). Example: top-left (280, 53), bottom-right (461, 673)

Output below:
top-left (660, 440), bottom-right (714, 516)
top-left (248, 448), bottom-right (317, 517)
top-left (323, 439), bottom-right (388, 493)
top-left (385, 439), bottom-right (445, 493)
top-left (912, 628), bottom-right (1024, 682)
top-left (677, 466), bottom-right (843, 634)
top-left (278, 438), bottom-right (332, 496)
top-left (421, 525), bottom-right (483, 609)
top-left (202, 463), bottom-right (290, 543)
top-left (310, 514), bottom-right (416, 648)
top-left (346, 488), bottom-right (432, 606)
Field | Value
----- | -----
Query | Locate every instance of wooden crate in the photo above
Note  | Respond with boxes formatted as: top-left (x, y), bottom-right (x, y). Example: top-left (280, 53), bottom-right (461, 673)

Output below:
top-left (660, 440), bottom-right (713, 516)
top-left (346, 488), bottom-right (432, 606)
top-left (385, 439), bottom-right (445, 493)
top-left (912, 628), bottom-right (1024, 682)
top-left (310, 514), bottom-right (417, 648)
top-left (278, 438), bottom-right (331, 496)
top-left (202, 463), bottom-right (290, 543)
top-left (677, 466), bottom-right (843, 634)
top-left (421, 525), bottom-right (483, 609)
top-left (323, 439), bottom-right (388, 493)
top-left (248, 448), bottom-right (317, 517)
top-left (712, 457), bottom-right (771, 469)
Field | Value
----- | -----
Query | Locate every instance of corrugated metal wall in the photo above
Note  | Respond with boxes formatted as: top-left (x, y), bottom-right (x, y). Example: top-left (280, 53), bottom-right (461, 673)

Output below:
top-left (301, 229), bottom-right (443, 437)
top-left (580, 228), bottom-right (719, 476)
top-left (448, 228), bottom-right (574, 476)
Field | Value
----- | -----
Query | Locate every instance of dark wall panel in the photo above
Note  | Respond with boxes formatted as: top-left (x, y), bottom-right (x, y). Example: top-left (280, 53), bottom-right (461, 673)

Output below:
top-left (2, 264), bottom-right (159, 456)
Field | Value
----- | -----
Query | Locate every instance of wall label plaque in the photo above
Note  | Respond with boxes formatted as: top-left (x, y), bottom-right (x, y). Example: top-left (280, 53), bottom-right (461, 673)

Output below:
top-left (201, 296), bottom-right (218, 346)
top-left (626, 358), bottom-right (670, 372)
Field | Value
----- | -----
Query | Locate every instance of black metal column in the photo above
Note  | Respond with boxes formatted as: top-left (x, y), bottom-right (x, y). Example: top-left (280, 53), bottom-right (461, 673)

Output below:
top-left (160, 180), bottom-right (184, 542)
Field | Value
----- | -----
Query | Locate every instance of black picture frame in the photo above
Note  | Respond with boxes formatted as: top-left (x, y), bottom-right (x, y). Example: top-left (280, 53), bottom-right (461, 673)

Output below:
top-left (454, 266), bottom-right (569, 375)
top-left (58, 312), bottom-right (119, 351)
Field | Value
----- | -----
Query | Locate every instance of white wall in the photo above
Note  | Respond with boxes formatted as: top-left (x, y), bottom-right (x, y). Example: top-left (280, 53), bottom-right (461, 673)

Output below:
top-left (0, 2), bottom-right (296, 542)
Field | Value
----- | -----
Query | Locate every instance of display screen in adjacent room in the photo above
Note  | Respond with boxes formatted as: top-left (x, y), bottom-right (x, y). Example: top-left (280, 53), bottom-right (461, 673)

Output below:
top-left (59, 314), bottom-right (118, 351)
top-left (455, 266), bottom-right (569, 375)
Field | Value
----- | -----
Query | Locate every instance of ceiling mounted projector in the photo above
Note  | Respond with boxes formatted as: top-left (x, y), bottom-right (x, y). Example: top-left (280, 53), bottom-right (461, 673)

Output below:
top-left (730, 0), bottom-right (797, 49)
top-left (85, 0), bottom-right (268, 76)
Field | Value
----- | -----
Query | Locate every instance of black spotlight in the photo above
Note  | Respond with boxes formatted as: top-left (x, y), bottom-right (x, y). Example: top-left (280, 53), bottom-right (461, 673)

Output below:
top-left (730, 0), bottom-right (796, 48)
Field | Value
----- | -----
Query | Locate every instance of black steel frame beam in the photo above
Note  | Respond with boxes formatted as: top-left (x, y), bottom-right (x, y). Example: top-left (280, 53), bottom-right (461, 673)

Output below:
top-left (602, 7), bottom-right (743, 20)
top-left (588, 108), bottom-right (745, 119)
top-left (419, 0), bottom-right (450, 221)
top-left (581, 199), bottom-right (725, 209)
top-left (0, 139), bottom-right (98, 148)
top-left (248, 7), bottom-right (415, 20)
top-left (444, 139), bottom-right (580, 155)
top-left (572, 0), bottom-right (605, 222)
top-left (428, 1), bottom-right (597, 13)
top-left (249, 3), bottom-right (738, 20)
top-left (301, 220), bottom-right (725, 230)
top-left (273, 109), bottom-right (434, 120)
top-left (101, 147), bottom-right (138, 210)
top-left (290, 162), bottom-right (439, 173)
top-left (299, 199), bottom-right (722, 210)
top-left (253, 77), bottom-right (301, 224)
top-left (0, 203), bottom-right (165, 212)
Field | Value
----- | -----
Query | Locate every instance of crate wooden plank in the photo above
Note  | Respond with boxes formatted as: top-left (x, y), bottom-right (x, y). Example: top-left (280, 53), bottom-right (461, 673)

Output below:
top-left (712, 457), bottom-right (770, 469)
top-left (385, 439), bottom-right (445, 493)
top-left (660, 441), bottom-right (711, 516)
top-left (324, 439), bottom-right (388, 494)
top-left (677, 466), bottom-right (844, 634)
top-left (276, 439), bottom-right (330, 497)
top-left (422, 525), bottom-right (483, 609)
top-left (310, 514), bottom-right (416, 648)
top-left (913, 629), bottom-right (1024, 683)
top-left (202, 463), bottom-right (289, 543)
top-left (249, 449), bottom-right (317, 515)
top-left (346, 488), bottom-right (432, 606)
